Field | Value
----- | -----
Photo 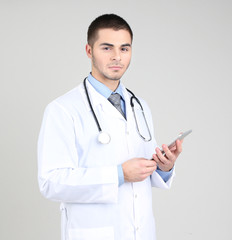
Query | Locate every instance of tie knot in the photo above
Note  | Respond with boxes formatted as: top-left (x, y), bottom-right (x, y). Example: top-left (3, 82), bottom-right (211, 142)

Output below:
top-left (108, 93), bottom-right (121, 107)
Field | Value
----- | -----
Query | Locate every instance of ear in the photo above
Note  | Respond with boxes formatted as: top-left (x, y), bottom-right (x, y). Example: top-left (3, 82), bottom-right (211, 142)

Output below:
top-left (86, 44), bottom-right (92, 59)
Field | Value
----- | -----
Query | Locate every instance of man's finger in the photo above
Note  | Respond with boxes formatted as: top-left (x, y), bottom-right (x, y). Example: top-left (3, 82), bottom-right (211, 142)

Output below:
top-left (162, 144), bottom-right (174, 160)
top-left (155, 147), bottom-right (169, 165)
top-left (174, 140), bottom-right (182, 156)
top-left (142, 159), bottom-right (157, 167)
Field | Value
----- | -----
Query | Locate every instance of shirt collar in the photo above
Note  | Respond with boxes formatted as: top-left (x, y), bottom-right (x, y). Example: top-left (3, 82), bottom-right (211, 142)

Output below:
top-left (87, 73), bottom-right (125, 101)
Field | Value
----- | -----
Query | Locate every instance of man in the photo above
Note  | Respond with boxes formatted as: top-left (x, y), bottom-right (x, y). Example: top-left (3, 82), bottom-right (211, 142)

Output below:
top-left (38, 14), bottom-right (182, 240)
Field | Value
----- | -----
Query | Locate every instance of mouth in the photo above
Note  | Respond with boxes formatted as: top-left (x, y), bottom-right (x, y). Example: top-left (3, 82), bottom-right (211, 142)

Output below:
top-left (109, 66), bottom-right (123, 70)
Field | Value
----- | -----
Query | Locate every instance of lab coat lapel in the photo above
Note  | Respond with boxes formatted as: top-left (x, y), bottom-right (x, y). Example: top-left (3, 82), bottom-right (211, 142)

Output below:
top-left (121, 84), bottom-right (134, 124)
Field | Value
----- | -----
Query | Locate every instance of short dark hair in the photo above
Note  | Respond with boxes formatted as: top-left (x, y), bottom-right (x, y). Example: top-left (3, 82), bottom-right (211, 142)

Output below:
top-left (87, 14), bottom-right (133, 46)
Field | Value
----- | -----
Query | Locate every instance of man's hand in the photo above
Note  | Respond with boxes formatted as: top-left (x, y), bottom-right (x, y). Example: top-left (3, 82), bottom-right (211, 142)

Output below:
top-left (152, 139), bottom-right (182, 172)
top-left (122, 158), bottom-right (157, 182)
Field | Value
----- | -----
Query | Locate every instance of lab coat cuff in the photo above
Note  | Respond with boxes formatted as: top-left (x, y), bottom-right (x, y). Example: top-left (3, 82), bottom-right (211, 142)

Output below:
top-left (151, 166), bottom-right (176, 189)
top-left (156, 166), bottom-right (174, 183)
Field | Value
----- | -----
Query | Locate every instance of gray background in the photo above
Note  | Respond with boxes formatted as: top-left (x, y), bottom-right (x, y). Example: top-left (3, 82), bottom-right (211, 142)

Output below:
top-left (1, 0), bottom-right (231, 239)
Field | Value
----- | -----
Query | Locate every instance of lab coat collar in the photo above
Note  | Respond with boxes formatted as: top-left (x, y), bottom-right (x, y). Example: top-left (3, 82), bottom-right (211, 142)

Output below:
top-left (81, 79), bottom-right (110, 109)
top-left (80, 79), bottom-right (133, 121)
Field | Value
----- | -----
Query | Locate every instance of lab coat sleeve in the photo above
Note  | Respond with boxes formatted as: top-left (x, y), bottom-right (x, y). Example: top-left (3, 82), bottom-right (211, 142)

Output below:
top-left (38, 101), bottom-right (118, 203)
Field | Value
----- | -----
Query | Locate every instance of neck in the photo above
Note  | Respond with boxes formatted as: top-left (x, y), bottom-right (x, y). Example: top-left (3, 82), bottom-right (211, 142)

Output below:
top-left (91, 73), bottom-right (120, 91)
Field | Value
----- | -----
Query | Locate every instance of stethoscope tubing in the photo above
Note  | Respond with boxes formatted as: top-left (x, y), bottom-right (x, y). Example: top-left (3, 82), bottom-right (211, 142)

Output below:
top-left (83, 78), bottom-right (102, 132)
top-left (127, 88), bottom-right (152, 142)
top-left (83, 78), bottom-right (152, 143)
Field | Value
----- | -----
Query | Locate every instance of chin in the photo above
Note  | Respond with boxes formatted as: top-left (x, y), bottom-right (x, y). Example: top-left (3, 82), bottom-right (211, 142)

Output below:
top-left (109, 76), bottom-right (122, 81)
top-left (104, 74), bottom-right (122, 81)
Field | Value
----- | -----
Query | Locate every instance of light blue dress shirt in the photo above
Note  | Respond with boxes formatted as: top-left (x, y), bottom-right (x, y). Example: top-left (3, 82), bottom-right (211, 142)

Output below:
top-left (87, 73), bottom-right (173, 186)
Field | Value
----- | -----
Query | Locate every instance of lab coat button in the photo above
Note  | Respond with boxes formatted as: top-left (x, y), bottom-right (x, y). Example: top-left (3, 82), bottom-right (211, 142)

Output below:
top-left (136, 227), bottom-right (139, 231)
top-left (126, 131), bottom-right (129, 135)
top-left (134, 194), bottom-right (137, 198)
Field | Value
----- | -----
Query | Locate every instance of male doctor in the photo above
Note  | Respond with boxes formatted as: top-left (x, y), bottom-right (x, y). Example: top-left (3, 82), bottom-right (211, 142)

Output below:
top-left (38, 14), bottom-right (182, 240)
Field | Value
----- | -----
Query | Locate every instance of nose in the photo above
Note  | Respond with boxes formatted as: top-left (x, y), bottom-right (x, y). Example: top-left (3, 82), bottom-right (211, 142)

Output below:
top-left (110, 49), bottom-right (121, 61)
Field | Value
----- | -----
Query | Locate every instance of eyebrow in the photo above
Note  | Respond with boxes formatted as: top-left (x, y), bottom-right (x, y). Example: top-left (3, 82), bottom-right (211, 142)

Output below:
top-left (99, 43), bottom-right (131, 47)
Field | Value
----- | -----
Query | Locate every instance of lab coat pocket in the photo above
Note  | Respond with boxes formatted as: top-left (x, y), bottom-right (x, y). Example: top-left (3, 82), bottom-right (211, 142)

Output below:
top-left (68, 226), bottom-right (114, 240)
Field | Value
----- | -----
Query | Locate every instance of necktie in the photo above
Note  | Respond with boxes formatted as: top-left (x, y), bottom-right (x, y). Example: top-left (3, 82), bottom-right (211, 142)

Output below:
top-left (108, 93), bottom-right (125, 118)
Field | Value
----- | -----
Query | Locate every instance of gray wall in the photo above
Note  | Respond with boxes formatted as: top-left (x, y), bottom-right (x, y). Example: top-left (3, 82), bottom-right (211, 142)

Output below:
top-left (1, 0), bottom-right (231, 239)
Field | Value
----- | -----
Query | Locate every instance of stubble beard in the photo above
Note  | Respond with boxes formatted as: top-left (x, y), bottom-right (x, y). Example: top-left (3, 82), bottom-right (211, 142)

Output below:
top-left (92, 55), bottom-right (129, 81)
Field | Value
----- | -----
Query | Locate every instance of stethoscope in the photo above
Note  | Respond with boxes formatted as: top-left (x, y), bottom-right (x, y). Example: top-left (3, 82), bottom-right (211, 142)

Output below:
top-left (83, 78), bottom-right (152, 144)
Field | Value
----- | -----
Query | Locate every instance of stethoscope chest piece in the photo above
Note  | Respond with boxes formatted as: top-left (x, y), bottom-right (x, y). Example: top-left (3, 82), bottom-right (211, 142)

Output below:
top-left (98, 131), bottom-right (111, 144)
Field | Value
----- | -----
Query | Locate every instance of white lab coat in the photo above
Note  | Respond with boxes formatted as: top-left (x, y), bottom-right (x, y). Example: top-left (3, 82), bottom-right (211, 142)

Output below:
top-left (38, 80), bottom-right (175, 240)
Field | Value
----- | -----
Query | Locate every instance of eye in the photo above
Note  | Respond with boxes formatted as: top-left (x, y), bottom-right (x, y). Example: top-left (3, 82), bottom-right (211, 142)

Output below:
top-left (102, 47), bottom-right (111, 51)
top-left (121, 47), bottom-right (129, 52)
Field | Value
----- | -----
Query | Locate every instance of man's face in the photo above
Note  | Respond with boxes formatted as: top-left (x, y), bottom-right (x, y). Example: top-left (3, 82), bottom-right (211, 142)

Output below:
top-left (86, 28), bottom-right (132, 86)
